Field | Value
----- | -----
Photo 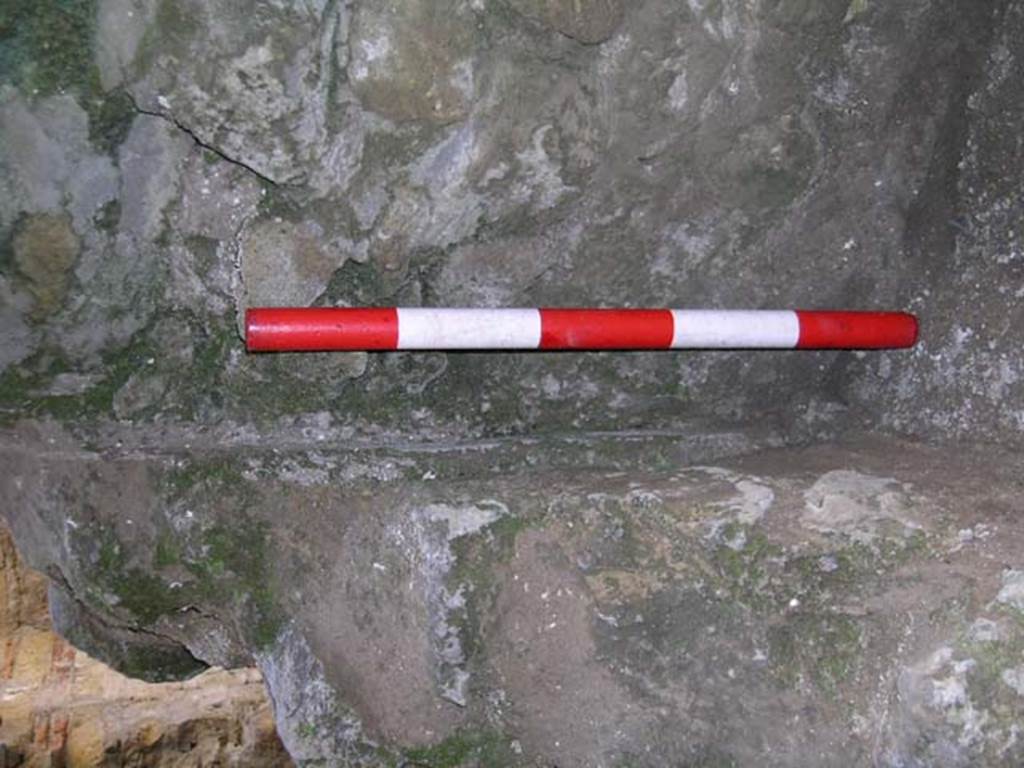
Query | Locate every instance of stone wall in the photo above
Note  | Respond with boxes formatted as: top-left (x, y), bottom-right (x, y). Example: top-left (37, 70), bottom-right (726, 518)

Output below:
top-left (1, 0), bottom-right (1020, 443)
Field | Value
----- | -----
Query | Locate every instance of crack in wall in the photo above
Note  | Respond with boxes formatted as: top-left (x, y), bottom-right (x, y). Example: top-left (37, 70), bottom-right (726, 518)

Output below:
top-left (46, 564), bottom-right (209, 676)
top-left (121, 91), bottom-right (282, 188)
top-left (114, 90), bottom-right (278, 339)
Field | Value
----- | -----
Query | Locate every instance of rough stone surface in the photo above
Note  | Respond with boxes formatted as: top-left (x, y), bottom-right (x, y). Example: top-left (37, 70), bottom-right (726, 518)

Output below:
top-left (1, 0), bottom-right (1021, 441)
top-left (0, 524), bottom-right (291, 767)
top-left (3, 426), bottom-right (1024, 766)
top-left (11, 212), bottom-right (81, 319)
top-left (1, 0), bottom-right (1022, 766)
top-left (506, 0), bottom-right (625, 44)
top-left (348, 0), bottom-right (477, 125)
top-left (848, 0), bottom-right (1024, 441)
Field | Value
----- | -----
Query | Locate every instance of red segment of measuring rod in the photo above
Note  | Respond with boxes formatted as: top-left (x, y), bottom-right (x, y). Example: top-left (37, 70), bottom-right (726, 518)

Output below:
top-left (539, 308), bottom-right (675, 350)
top-left (245, 307), bottom-right (398, 351)
top-left (795, 311), bottom-right (919, 349)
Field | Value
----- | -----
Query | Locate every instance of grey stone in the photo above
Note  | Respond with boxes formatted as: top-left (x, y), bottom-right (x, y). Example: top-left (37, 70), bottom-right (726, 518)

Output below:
top-left (0, 91), bottom-right (119, 233)
top-left (112, 369), bottom-right (168, 420)
top-left (348, 0), bottom-right (477, 124)
top-left (95, 0), bottom-right (159, 91)
top-left (505, 0), bottom-right (625, 43)
top-left (0, 279), bottom-right (35, 374)
top-left (239, 218), bottom-right (344, 310)
top-left (3, 428), bottom-right (1024, 766)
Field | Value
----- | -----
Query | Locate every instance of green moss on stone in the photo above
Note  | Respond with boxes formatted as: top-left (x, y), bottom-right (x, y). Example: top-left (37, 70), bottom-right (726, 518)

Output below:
top-left (191, 321), bottom-right (237, 378)
top-left (403, 728), bottom-right (516, 768)
top-left (185, 522), bottom-right (283, 648)
top-left (166, 317), bottom-right (238, 420)
top-left (0, 365), bottom-right (42, 422)
top-left (93, 199), bottom-right (122, 233)
top-left (702, 523), bottom-right (924, 695)
top-left (117, 643), bottom-right (205, 682)
top-left (0, 0), bottom-right (138, 152)
top-left (84, 334), bottom-right (159, 413)
top-left (0, 313), bottom-right (248, 426)
top-left (112, 567), bottom-right (189, 624)
top-left (447, 513), bottom-right (530, 663)
top-left (73, 506), bottom-right (282, 648)
top-left (963, 616), bottom-right (1024, 716)
top-left (84, 77), bottom-right (136, 153)
top-left (255, 179), bottom-right (300, 220)
top-left (768, 612), bottom-right (863, 694)
top-left (163, 455), bottom-right (248, 498)
top-left (87, 525), bottom-right (190, 624)
top-left (322, 258), bottom-right (390, 307)
top-left (0, 0), bottom-right (97, 96)
top-left (0, 329), bottom-right (160, 424)
top-left (96, 527), bottom-right (121, 572)
top-left (154, 531), bottom-right (182, 567)
top-left (709, 526), bottom-right (783, 610)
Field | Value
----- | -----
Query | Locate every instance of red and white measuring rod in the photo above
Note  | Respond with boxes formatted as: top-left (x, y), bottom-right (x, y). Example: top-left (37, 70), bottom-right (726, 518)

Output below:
top-left (246, 308), bottom-right (918, 352)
